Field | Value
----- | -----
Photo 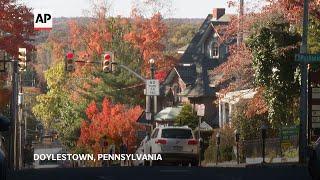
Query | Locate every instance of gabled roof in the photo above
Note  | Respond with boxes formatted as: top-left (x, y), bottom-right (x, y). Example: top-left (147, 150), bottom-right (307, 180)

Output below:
top-left (182, 14), bottom-right (213, 57)
top-left (176, 15), bottom-right (215, 97)
top-left (163, 13), bottom-right (233, 98)
top-left (175, 64), bottom-right (196, 85)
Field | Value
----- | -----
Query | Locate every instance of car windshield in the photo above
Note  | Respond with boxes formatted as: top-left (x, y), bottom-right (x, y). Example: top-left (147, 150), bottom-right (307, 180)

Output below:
top-left (161, 129), bottom-right (192, 139)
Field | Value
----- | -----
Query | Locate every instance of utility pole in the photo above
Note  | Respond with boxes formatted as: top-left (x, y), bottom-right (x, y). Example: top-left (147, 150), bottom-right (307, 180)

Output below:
top-left (299, 0), bottom-right (309, 164)
top-left (9, 59), bottom-right (19, 170)
top-left (18, 74), bottom-right (23, 169)
top-left (237, 0), bottom-right (244, 46)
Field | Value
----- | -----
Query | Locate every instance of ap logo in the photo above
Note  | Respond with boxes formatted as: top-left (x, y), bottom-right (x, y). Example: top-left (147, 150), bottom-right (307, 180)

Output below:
top-left (34, 9), bottom-right (52, 30)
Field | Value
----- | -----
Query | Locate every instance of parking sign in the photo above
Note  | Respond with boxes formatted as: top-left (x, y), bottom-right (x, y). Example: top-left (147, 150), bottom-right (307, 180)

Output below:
top-left (146, 79), bottom-right (159, 96)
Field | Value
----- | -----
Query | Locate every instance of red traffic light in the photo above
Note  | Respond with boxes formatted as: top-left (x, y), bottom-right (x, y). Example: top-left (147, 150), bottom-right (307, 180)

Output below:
top-left (104, 54), bottom-right (111, 61)
top-left (66, 52), bottom-right (74, 60)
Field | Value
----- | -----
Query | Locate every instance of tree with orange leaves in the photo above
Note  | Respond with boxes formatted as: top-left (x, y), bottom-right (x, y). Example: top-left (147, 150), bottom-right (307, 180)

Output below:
top-left (78, 98), bottom-right (143, 154)
top-left (124, 12), bottom-right (177, 76)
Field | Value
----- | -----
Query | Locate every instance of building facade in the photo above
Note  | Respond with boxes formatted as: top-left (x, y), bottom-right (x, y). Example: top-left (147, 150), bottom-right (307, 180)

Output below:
top-left (159, 8), bottom-right (236, 128)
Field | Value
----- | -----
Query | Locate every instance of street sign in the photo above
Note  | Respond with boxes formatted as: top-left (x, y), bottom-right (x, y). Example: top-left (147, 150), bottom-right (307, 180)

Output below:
top-left (146, 79), bottom-right (160, 96)
top-left (281, 126), bottom-right (299, 142)
top-left (295, 53), bottom-right (320, 63)
top-left (280, 126), bottom-right (299, 150)
top-left (197, 104), bottom-right (205, 117)
top-left (312, 104), bottom-right (320, 129)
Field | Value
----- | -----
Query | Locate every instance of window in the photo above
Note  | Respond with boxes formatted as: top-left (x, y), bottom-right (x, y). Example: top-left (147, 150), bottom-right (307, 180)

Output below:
top-left (161, 129), bottom-right (193, 139)
top-left (211, 42), bottom-right (219, 58)
top-left (205, 37), bottom-right (220, 59)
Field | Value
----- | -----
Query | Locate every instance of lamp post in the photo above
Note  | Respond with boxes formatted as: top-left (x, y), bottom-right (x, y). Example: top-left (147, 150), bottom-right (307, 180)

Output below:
top-left (149, 59), bottom-right (156, 131)
top-left (261, 124), bottom-right (267, 164)
top-left (216, 132), bottom-right (221, 165)
top-left (234, 129), bottom-right (240, 164)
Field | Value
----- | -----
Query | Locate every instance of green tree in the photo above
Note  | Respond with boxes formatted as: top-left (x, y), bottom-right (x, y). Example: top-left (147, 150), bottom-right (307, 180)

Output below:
top-left (247, 14), bottom-right (301, 128)
top-left (32, 62), bottom-right (83, 149)
top-left (175, 104), bottom-right (197, 129)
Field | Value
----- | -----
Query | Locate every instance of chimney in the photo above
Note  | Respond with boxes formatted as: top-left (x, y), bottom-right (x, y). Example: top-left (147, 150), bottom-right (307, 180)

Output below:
top-left (212, 8), bottom-right (225, 20)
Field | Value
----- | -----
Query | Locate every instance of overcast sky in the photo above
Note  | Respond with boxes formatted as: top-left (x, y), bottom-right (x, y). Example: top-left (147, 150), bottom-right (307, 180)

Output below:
top-left (19, 0), bottom-right (236, 18)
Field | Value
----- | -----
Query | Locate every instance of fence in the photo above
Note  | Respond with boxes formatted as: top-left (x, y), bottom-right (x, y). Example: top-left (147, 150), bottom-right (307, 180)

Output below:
top-left (242, 137), bottom-right (298, 158)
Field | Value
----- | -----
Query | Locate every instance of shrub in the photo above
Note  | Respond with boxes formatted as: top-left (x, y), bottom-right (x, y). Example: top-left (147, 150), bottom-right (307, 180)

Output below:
top-left (204, 126), bottom-right (235, 163)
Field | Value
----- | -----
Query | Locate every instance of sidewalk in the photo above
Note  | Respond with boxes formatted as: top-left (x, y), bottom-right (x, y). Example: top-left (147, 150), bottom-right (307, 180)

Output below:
top-left (204, 161), bottom-right (246, 168)
top-left (204, 159), bottom-right (305, 168)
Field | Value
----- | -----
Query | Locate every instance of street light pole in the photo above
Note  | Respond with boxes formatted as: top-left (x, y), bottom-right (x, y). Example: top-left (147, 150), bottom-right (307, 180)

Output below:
top-left (299, 0), bottom-right (309, 164)
top-left (149, 59), bottom-right (156, 131)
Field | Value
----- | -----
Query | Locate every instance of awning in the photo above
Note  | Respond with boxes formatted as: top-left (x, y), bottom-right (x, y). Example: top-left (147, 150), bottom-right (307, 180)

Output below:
top-left (154, 106), bottom-right (183, 122)
top-left (195, 121), bottom-right (213, 131)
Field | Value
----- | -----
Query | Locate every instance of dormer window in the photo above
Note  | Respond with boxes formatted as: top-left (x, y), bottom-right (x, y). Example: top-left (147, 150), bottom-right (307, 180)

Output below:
top-left (211, 42), bottom-right (219, 58)
top-left (204, 33), bottom-right (220, 59)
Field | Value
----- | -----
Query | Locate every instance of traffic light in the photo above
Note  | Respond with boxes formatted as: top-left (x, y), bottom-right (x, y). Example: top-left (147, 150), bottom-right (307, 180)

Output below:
top-left (102, 52), bottom-right (113, 73)
top-left (65, 51), bottom-right (75, 72)
top-left (18, 48), bottom-right (27, 71)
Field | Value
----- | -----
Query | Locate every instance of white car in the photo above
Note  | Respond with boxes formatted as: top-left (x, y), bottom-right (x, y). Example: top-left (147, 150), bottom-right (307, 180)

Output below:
top-left (144, 126), bottom-right (198, 166)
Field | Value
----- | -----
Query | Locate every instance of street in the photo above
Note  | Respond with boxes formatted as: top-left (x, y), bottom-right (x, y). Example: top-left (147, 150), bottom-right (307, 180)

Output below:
top-left (7, 166), bottom-right (312, 180)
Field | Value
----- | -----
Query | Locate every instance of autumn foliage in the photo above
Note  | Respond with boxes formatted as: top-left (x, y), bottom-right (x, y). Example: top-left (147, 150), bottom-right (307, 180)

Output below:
top-left (0, 0), bottom-right (35, 56)
top-left (213, 0), bottom-right (315, 120)
top-left (78, 98), bottom-right (143, 154)
top-left (124, 13), bottom-right (177, 75)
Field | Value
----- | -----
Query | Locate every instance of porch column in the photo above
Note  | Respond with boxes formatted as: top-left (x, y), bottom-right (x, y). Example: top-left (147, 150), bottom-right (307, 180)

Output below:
top-left (222, 102), bottom-right (226, 127)
top-left (228, 103), bottom-right (232, 125)
top-left (219, 99), bottom-right (222, 127)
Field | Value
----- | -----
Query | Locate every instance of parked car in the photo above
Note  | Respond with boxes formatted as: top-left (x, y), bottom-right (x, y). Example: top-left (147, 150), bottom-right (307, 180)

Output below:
top-left (144, 126), bottom-right (198, 166)
top-left (309, 137), bottom-right (320, 180)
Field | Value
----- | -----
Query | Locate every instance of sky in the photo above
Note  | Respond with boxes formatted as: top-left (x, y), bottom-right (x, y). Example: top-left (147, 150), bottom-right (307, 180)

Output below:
top-left (19, 0), bottom-right (236, 18)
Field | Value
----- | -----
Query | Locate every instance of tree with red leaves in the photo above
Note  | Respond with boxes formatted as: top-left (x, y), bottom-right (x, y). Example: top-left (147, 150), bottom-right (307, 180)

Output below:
top-left (78, 98), bottom-right (143, 154)
top-left (0, 0), bottom-right (35, 56)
